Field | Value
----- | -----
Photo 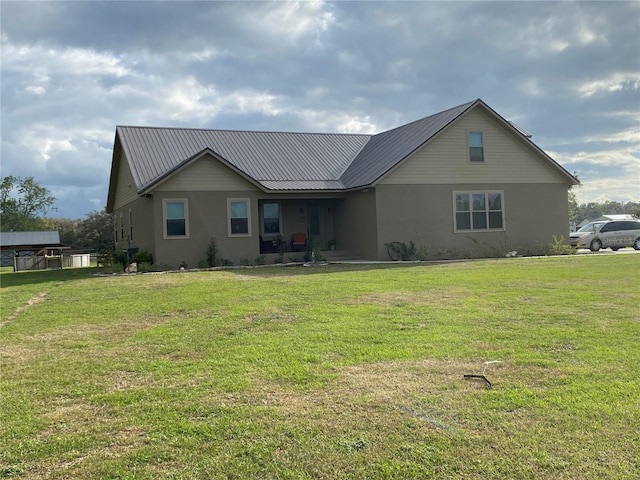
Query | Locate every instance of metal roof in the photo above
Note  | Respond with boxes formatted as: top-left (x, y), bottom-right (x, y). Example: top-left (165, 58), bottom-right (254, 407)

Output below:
top-left (0, 231), bottom-right (61, 247)
top-left (117, 127), bottom-right (370, 192)
top-left (340, 100), bottom-right (476, 188)
top-left (111, 99), bottom-right (577, 199)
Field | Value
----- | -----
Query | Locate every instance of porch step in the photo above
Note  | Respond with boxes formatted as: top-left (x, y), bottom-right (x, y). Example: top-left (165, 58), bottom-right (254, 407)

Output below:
top-left (321, 249), bottom-right (361, 262)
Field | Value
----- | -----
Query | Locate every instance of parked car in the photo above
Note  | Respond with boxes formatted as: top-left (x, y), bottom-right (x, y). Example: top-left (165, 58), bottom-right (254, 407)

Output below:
top-left (569, 221), bottom-right (608, 247)
top-left (570, 220), bottom-right (640, 251)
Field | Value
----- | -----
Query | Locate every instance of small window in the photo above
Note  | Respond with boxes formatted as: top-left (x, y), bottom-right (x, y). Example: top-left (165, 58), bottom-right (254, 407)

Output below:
top-left (163, 199), bottom-right (189, 238)
top-left (228, 198), bottom-right (251, 236)
top-left (262, 202), bottom-right (280, 235)
top-left (599, 222), bottom-right (616, 233)
top-left (120, 213), bottom-right (124, 241)
top-left (454, 191), bottom-right (504, 231)
top-left (468, 132), bottom-right (484, 162)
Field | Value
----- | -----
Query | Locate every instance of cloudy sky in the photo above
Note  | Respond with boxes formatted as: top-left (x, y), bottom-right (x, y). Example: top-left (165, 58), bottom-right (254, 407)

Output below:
top-left (1, 0), bottom-right (638, 219)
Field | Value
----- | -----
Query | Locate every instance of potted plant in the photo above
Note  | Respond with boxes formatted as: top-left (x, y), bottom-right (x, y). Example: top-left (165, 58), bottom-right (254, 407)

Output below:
top-left (328, 239), bottom-right (336, 251)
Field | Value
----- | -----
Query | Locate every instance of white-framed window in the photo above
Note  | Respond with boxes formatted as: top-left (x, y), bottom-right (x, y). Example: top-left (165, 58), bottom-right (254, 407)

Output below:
top-left (228, 198), bottom-right (251, 236)
top-left (468, 131), bottom-right (484, 162)
top-left (119, 212), bottom-right (124, 241)
top-left (454, 191), bottom-right (504, 232)
top-left (262, 202), bottom-right (281, 235)
top-left (163, 198), bottom-right (189, 238)
top-left (114, 214), bottom-right (118, 243)
top-left (129, 209), bottom-right (133, 242)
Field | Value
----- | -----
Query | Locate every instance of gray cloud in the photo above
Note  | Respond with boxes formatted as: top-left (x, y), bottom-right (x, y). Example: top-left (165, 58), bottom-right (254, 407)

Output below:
top-left (1, 0), bottom-right (638, 218)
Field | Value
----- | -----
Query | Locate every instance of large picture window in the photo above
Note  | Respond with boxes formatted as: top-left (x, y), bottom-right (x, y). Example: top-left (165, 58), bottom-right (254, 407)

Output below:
top-left (454, 192), bottom-right (503, 231)
top-left (262, 202), bottom-right (280, 234)
top-left (468, 132), bottom-right (484, 162)
top-left (228, 198), bottom-right (251, 236)
top-left (163, 199), bottom-right (188, 238)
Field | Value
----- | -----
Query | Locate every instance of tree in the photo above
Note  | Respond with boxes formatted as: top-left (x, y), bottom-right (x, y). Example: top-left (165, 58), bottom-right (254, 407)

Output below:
top-left (0, 176), bottom-right (56, 231)
top-left (73, 209), bottom-right (114, 252)
top-left (568, 183), bottom-right (580, 226)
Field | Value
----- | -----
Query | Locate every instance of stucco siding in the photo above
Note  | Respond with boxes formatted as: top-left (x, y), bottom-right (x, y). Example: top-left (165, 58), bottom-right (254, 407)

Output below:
top-left (113, 153), bottom-right (140, 210)
top-left (149, 191), bottom-right (263, 268)
top-left (375, 183), bottom-right (570, 259)
top-left (336, 190), bottom-right (378, 259)
top-left (113, 197), bottom-right (156, 255)
top-left (155, 153), bottom-right (257, 192)
top-left (380, 107), bottom-right (565, 185)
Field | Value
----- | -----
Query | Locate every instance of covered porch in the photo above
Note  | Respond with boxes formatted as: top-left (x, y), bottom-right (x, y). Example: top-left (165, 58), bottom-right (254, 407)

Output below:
top-left (257, 198), bottom-right (341, 255)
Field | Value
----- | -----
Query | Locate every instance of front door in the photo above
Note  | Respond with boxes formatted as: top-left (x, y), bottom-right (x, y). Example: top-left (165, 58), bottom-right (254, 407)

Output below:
top-left (307, 203), bottom-right (324, 249)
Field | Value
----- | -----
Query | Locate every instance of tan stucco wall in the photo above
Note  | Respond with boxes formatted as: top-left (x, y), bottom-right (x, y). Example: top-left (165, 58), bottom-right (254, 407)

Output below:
top-left (335, 189), bottom-right (378, 259)
top-left (149, 191), bottom-right (260, 268)
top-left (374, 183), bottom-right (570, 259)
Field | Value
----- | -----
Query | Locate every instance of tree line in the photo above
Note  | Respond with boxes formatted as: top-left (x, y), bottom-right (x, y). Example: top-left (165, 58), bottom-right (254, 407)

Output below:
top-left (1, 176), bottom-right (638, 251)
top-left (1, 176), bottom-right (113, 252)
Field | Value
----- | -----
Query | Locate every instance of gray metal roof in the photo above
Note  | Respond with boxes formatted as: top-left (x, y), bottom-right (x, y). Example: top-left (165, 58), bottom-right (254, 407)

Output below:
top-left (117, 127), bottom-right (370, 192)
top-left (0, 231), bottom-right (61, 248)
top-left (111, 99), bottom-right (577, 199)
top-left (341, 100), bottom-right (476, 188)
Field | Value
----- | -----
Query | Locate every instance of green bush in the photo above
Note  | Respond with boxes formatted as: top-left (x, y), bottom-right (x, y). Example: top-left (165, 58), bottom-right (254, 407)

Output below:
top-left (385, 241), bottom-right (417, 261)
top-left (132, 250), bottom-right (153, 264)
top-left (206, 238), bottom-right (218, 267)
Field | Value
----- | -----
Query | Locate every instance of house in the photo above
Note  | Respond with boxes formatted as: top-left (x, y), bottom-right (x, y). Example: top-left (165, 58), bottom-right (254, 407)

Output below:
top-left (106, 99), bottom-right (579, 267)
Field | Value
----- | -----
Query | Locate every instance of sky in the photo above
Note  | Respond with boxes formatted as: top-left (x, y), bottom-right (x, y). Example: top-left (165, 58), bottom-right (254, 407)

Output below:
top-left (1, 0), bottom-right (639, 220)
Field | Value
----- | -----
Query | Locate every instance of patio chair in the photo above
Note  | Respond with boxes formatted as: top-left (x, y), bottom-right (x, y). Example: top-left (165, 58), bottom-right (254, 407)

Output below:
top-left (291, 232), bottom-right (307, 251)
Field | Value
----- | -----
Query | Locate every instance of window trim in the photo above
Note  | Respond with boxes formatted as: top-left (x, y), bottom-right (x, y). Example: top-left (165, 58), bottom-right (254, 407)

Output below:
top-left (468, 131), bottom-right (484, 163)
top-left (119, 212), bottom-right (124, 241)
top-left (227, 198), bottom-right (252, 237)
top-left (453, 190), bottom-right (505, 233)
top-left (261, 201), bottom-right (281, 236)
top-left (162, 198), bottom-right (189, 239)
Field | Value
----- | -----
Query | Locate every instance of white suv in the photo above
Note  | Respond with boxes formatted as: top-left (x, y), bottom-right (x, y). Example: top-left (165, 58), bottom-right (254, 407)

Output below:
top-left (571, 220), bottom-right (640, 251)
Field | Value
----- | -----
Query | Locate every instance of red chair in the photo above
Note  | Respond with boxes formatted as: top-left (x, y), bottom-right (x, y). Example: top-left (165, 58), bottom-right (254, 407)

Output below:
top-left (291, 233), bottom-right (307, 251)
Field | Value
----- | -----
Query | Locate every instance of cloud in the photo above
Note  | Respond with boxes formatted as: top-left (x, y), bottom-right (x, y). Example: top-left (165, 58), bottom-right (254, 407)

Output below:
top-left (578, 72), bottom-right (640, 97)
top-left (1, 0), bottom-right (638, 219)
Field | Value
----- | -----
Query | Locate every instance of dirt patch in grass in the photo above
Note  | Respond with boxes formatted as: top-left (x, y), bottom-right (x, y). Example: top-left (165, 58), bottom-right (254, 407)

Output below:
top-left (0, 290), bottom-right (50, 328)
top-left (350, 290), bottom-right (467, 307)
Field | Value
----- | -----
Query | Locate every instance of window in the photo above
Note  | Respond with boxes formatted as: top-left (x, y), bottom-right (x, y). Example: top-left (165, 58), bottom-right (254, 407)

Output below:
top-left (468, 132), bottom-right (484, 162)
top-left (228, 198), bottom-right (251, 236)
top-left (129, 209), bottom-right (133, 242)
top-left (454, 192), bottom-right (503, 231)
top-left (120, 213), bottom-right (124, 241)
top-left (163, 199), bottom-right (188, 238)
top-left (262, 202), bottom-right (280, 234)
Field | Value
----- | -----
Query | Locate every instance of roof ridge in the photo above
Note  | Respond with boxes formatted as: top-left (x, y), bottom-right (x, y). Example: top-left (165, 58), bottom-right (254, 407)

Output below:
top-left (372, 99), bottom-right (478, 137)
top-left (116, 124), bottom-right (372, 138)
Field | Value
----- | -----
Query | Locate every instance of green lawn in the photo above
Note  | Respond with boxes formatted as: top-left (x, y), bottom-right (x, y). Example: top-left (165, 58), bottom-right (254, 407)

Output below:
top-left (1, 256), bottom-right (639, 479)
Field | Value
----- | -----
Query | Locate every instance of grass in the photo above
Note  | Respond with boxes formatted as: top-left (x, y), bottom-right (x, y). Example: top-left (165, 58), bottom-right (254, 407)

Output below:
top-left (1, 256), bottom-right (639, 479)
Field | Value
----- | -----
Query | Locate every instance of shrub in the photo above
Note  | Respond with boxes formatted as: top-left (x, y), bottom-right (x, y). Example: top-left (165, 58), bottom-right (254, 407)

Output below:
top-left (255, 255), bottom-right (266, 265)
top-left (549, 235), bottom-right (576, 255)
top-left (132, 250), bottom-right (153, 265)
top-left (386, 241), bottom-right (417, 261)
top-left (137, 262), bottom-right (153, 273)
top-left (206, 238), bottom-right (218, 267)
